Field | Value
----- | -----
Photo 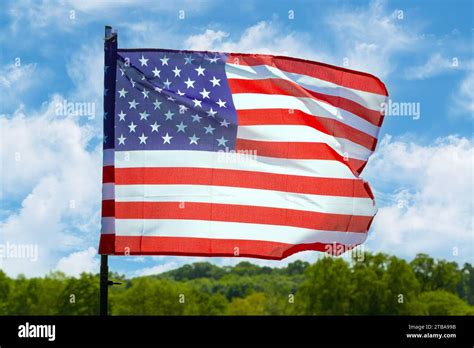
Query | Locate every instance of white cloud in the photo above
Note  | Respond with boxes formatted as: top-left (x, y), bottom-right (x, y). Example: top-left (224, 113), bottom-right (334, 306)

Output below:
top-left (184, 21), bottom-right (329, 63)
top-left (326, 0), bottom-right (418, 78)
top-left (0, 96), bottom-right (102, 276)
top-left (364, 134), bottom-right (474, 263)
top-left (56, 247), bottom-right (99, 276)
top-left (452, 71), bottom-right (474, 116)
top-left (66, 43), bottom-right (103, 108)
top-left (185, 29), bottom-right (229, 51)
top-left (404, 53), bottom-right (460, 80)
top-left (0, 63), bottom-right (46, 110)
top-left (135, 261), bottom-right (180, 277)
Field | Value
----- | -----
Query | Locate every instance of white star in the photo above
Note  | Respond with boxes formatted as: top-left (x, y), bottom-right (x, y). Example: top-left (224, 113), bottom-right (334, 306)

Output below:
top-left (138, 133), bottom-right (148, 144)
top-left (160, 56), bottom-right (169, 66)
top-left (130, 79), bottom-right (136, 88)
top-left (118, 110), bottom-right (126, 121)
top-left (220, 119), bottom-right (230, 127)
top-left (162, 132), bottom-right (173, 144)
top-left (184, 77), bottom-right (195, 89)
top-left (176, 121), bottom-right (187, 133)
top-left (191, 114), bottom-right (202, 122)
top-left (128, 121), bottom-right (137, 133)
top-left (128, 99), bottom-right (139, 109)
top-left (117, 134), bottom-right (126, 145)
top-left (206, 55), bottom-right (220, 63)
top-left (184, 55), bottom-right (194, 65)
top-left (139, 111), bottom-right (150, 120)
top-left (153, 99), bottom-right (162, 110)
top-left (163, 79), bottom-right (172, 89)
top-left (172, 66), bottom-right (181, 77)
top-left (150, 122), bottom-right (160, 132)
top-left (139, 55), bottom-right (149, 66)
top-left (167, 96), bottom-right (176, 102)
top-left (119, 68), bottom-right (125, 76)
top-left (216, 99), bottom-right (227, 108)
top-left (141, 89), bottom-right (150, 99)
top-left (189, 134), bottom-right (200, 145)
top-left (192, 99), bottom-right (202, 108)
top-left (177, 90), bottom-right (185, 96)
top-left (195, 65), bottom-right (206, 76)
top-left (164, 110), bottom-right (174, 120)
top-left (209, 76), bottom-right (221, 87)
top-left (154, 86), bottom-right (163, 93)
top-left (207, 108), bottom-right (217, 117)
top-left (118, 88), bottom-right (128, 98)
top-left (199, 88), bottom-right (210, 99)
top-left (217, 136), bottom-right (228, 147)
top-left (152, 67), bottom-right (161, 77)
top-left (204, 124), bottom-right (215, 134)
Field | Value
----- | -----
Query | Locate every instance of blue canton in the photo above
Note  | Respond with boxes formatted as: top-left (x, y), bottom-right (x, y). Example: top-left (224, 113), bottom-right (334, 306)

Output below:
top-left (107, 50), bottom-right (237, 152)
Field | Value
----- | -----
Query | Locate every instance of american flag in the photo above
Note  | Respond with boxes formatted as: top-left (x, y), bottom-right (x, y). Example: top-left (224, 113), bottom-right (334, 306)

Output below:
top-left (99, 31), bottom-right (388, 259)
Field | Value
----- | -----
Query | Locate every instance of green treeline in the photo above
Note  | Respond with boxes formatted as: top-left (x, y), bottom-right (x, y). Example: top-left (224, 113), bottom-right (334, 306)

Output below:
top-left (0, 253), bottom-right (473, 315)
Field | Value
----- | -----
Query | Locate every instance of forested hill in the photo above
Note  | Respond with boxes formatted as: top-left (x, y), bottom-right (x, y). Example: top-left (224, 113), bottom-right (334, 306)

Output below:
top-left (0, 253), bottom-right (473, 315)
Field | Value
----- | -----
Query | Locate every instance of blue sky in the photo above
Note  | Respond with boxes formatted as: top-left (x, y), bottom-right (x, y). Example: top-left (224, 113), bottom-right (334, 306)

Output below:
top-left (0, 0), bottom-right (472, 277)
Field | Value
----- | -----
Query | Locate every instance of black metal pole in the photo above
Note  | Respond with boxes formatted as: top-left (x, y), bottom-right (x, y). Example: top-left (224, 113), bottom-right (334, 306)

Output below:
top-left (100, 254), bottom-right (109, 316)
top-left (100, 25), bottom-right (116, 317)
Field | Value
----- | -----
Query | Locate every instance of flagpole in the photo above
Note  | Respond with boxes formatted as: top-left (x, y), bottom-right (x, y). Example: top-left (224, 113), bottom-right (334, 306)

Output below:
top-left (100, 25), bottom-right (116, 317)
top-left (99, 254), bottom-right (109, 316)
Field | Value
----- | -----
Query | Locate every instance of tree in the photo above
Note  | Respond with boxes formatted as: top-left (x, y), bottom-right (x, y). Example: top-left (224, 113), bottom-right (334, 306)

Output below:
top-left (349, 262), bottom-right (388, 315)
top-left (284, 260), bottom-right (310, 276)
top-left (112, 277), bottom-right (187, 315)
top-left (228, 292), bottom-right (267, 315)
top-left (431, 260), bottom-right (461, 293)
top-left (418, 290), bottom-right (474, 315)
top-left (411, 253), bottom-right (435, 291)
top-left (297, 257), bottom-right (352, 315)
top-left (383, 256), bottom-right (421, 315)
top-left (458, 263), bottom-right (474, 305)
top-left (57, 273), bottom-right (99, 315)
top-left (0, 270), bottom-right (12, 315)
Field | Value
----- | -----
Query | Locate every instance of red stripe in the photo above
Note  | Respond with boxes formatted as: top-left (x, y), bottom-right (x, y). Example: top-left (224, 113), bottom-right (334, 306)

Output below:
top-left (114, 201), bottom-right (373, 233)
top-left (236, 109), bottom-right (378, 151)
top-left (103, 165), bottom-right (114, 183)
top-left (102, 199), bottom-right (115, 217)
top-left (98, 234), bottom-right (360, 259)
top-left (228, 78), bottom-right (383, 127)
top-left (114, 167), bottom-right (371, 198)
top-left (226, 54), bottom-right (388, 96)
top-left (235, 139), bottom-right (366, 175)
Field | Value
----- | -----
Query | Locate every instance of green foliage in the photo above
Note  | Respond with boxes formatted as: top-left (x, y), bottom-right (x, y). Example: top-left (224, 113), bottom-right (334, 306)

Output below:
top-left (297, 257), bottom-right (352, 315)
top-left (417, 290), bottom-right (474, 315)
top-left (0, 253), bottom-right (473, 315)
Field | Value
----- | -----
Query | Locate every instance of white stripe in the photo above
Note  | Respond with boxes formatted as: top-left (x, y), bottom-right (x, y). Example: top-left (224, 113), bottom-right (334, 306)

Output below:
top-left (103, 148), bottom-right (114, 166)
top-left (113, 150), bottom-right (357, 179)
top-left (102, 183), bottom-right (115, 200)
top-left (114, 184), bottom-right (376, 216)
top-left (101, 217), bottom-right (115, 234)
top-left (237, 125), bottom-right (372, 161)
top-left (114, 219), bottom-right (368, 245)
top-left (226, 63), bottom-right (386, 111)
top-left (232, 93), bottom-right (379, 138)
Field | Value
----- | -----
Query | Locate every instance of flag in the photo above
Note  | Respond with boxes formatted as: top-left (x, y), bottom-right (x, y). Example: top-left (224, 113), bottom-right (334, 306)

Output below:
top-left (99, 30), bottom-right (388, 259)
